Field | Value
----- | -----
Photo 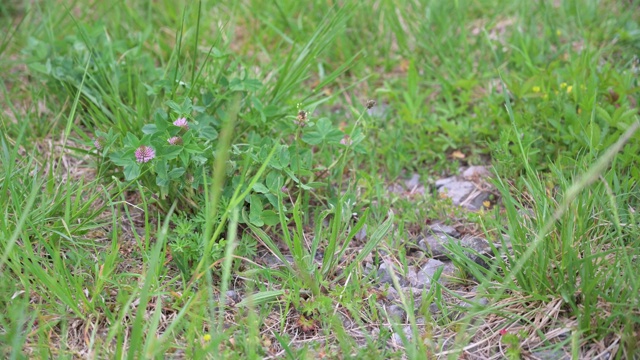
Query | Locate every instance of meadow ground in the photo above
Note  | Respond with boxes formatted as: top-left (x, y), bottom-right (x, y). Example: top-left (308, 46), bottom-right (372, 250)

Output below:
top-left (1, 0), bottom-right (639, 359)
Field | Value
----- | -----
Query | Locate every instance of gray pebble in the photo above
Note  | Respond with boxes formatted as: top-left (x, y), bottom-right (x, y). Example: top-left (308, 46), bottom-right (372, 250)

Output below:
top-left (461, 165), bottom-right (491, 179)
top-left (392, 325), bottom-right (413, 343)
top-left (429, 223), bottom-right (459, 237)
top-left (387, 304), bottom-right (406, 322)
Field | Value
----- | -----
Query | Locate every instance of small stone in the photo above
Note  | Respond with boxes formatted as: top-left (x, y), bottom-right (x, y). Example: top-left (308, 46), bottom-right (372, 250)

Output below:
top-left (416, 259), bottom-right (458, 286)
top-left (225, 290), bottom-right (241, 305)
top-left (428, 302), bottom-right (439, 315)
top-left (415, 259), bottom-right (445, 288)
top-left (383, 287), bottom-right (424, 302)
top-left (363, 262), bottom-right (375, 276)
top-left (438, 181), bottom-right (475, 205)
top-left (355, 224), bottom-right (367, 242)
top-left (404, 173), bottom-right (421, 189)
top-left (466, 191), bottom-right (491, 211)
top-left (462, 166), bottom-right (491, 179)
top-left (435, 176), bottom-right (456, 188)
top-left (262, 253), bottom-right (294, 268)
top-left (377, 263), bottom-right (412, 286)
top-left (518, 208), bottom-right (535, 219)
top-left (531, 349), bottom-right (569, 360)
top-left (451, 293), bottom-right (491, 321)
top-left (385, 287), bottom-right (399, 301)
top-left (418, 233), bottom-right (451, 259)
top-left (437, 179), bottom-right (492, 211)
top-left (429, 223), bottom-right (459, 237)
top-left (387, 183), bottom-right (405, 194)
top-left (460, 236), bottom-right (493, 267)
top-left (377, 263), bottom-right (394, 285)
top-left (338, 312), bottom-right (354, 329)
top-left (387, 305), bottom-right (406, 321)
top-left (391, 325), bottom-right (413, 343)
top-left (405, 266), bottom-right (419, 287)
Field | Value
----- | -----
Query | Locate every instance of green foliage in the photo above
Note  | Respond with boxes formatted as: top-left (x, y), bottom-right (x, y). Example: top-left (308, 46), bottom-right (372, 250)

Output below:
top-left (3, 0), bottom-right (640, 358)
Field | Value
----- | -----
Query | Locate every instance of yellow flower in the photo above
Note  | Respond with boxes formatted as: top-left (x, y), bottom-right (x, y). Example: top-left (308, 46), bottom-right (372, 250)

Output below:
top-left (556, 30), bottom-right (562, 36)
top-left (566, 85), bottom-right (573, 93)
top-left (560, 82), bottom-right (567, 89)
top-left (203, 334), bottom-right (211, 342)
top-left (532, 86), bottom-right (541, 93)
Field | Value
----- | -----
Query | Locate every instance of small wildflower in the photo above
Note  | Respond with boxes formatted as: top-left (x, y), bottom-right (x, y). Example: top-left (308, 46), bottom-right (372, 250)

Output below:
top-left (532, 86), bottom-right (541, 93)
top-left (560, 82), bottom-right (567, 89)
top-left (93, 137), bottom-right (105, 150)
top-left (203, 334), bottom-right (211, 342)
top-left (556, 30), bottom-right (561, 36)
top-left (281, 186), bottom-right (289, 193)
top-left (134, 145), bottom-right (156, 163)
top-left (499, 329), bottom-right (508, 336)
top-left (340, 135), bottom-right (352, 146)
top-left (365, 99), bottom-right (376, 109)
top-left (168, 136), bottom-right (183, 145)
top-left (173, 117), bottom-right (189, 130)
top-left (566, 85), bottom-right (573, 93)
top-left (295, 110), bottom-right (307, 126)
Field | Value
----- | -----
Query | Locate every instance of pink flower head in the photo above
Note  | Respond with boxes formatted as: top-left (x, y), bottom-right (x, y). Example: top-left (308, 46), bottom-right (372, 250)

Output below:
top-left (135, 145), bottom-right (155, 163)
top-left (93, 137), bottom-right (105, 150)
top-left (340, 135), bottom-right (352, 146)
top-left (173, 117), bottom-right (189, 130)
top-left (167, 136), bottom-right (182, 145)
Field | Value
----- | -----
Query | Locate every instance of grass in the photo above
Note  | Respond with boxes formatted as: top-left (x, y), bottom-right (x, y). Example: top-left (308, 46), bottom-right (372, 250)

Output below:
top-left (1, 0), bottom-right (639, 358)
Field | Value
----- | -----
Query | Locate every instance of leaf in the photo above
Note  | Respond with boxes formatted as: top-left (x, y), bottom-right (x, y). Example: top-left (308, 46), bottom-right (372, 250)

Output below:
top-left (252, 182), bottom-right (270, 194)
top-left (316, 118), bottom-right (333, 134)
top-left (123, 163), bottom-right (140, 181)
top-left (304, 182), bottom-right (325, 189)
top-left (168, 167), bottom-right (186, 180)
top-left (142, 124), bottom-right (158, 135)
top-left (198, 126), bottom-right (218, 141)
top-left (179, 151), bottom-right (190, 167)
top-left (266, 172), bottom-right (283, 193)
top-left (261, 210), bottom-right (280, 226)
top-left (301, 131), bottom-right (323, 145)
top-left (301, 118), bottom-right (344, 145)
top-left (166, 100), bottom-right (182, 113)
top-left (264, 194), bottom-right (279, 209)
top-left (161, 145), bottom-right (183, 160)
top-left (249, 195), bottom-right (264, 227)
top-left (156, 176), bottom-right (170, 187)
top-left (263, 105), bottom-right (280, 117)
top-left (124, 133), bottom-right (140, 147)
top-left (269, 145), bottom-right (290, 170)
top-left (155, 160), bottom-right (168, 179)
top-left (252, 96), bottom-right (266, 123)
